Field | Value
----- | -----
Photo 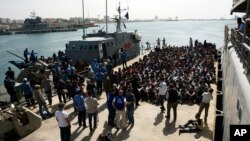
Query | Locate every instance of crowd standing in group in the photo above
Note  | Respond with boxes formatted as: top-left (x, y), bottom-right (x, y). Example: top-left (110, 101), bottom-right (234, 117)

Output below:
top-left (3, 38), bottom-right (218, 140)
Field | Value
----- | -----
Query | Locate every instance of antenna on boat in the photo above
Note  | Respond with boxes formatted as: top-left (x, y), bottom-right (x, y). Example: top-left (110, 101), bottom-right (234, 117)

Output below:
top-left (115, 2), bottom-right (126, 32)
top-left (82, 0), bottom-right (86, 39)
top-left (106, 0), bottom-right (108, 36)
top-left (30, 10), bottom-right (36, 19)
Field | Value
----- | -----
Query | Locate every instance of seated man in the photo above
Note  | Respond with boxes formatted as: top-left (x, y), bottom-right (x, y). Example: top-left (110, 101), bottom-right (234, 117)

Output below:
top-left (179, 113), bottom-right (203, 133)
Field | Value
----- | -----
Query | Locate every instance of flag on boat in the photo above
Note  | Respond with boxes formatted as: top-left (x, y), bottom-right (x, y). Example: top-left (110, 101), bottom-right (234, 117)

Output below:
top-left (125, 12), bottom-right (129, 19)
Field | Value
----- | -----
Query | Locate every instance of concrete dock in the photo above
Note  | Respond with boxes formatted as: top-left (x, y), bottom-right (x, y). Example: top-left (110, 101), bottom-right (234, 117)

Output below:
top-left (2, 52), bottom-right (216, 141)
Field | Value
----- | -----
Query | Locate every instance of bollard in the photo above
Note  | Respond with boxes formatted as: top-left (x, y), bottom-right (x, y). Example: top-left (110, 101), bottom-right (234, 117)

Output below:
top-left (218, 63), bottom-right (221, 70)
top-left (214, 115), bottom-right (224, 141)
top-left (217, 79), bottom-right (223, 91)
top-left (218, 70), bottom-right (223, 78)
top-left (216, 91), bottom-right (223, 114)
top-left (217, 58), bottom-right (221, 63)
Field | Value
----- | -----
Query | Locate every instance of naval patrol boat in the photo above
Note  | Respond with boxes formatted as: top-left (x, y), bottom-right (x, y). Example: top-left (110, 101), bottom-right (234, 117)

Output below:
top-left (65, 1), bottom-right (141, 64)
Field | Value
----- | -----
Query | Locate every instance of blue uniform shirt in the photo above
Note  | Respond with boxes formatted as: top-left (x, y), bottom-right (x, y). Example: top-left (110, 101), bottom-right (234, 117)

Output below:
top-left (113, 96), bottom-right (126, 110)
top-left (73, 94), bottom-right (86, 111)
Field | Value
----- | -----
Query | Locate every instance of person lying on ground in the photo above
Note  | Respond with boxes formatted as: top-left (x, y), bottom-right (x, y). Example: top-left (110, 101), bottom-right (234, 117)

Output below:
top-left (179, 113), bottom-right (203, 132)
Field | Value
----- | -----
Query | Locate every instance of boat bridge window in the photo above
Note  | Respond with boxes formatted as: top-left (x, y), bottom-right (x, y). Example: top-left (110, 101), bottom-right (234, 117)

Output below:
top-left (94, 45), bottom-right (98, 50)
top-left (89, 45), bottom-right (93, 50)
top-left (111, 42), bottom-right (114, 46)
top-left (84, 46), bottom-right (88, 50)
top-left (80, 45), bottom-right (83, 50)
top-left (107, 42), bottom-right (110, 47)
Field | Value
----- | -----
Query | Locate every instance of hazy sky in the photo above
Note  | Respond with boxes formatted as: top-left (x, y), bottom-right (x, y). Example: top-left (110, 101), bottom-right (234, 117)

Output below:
top-left (0, 0), bottom-right (236, 20)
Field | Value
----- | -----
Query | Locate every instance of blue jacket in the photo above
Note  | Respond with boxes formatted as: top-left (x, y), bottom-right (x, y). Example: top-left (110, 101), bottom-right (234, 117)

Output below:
top-left (73, 94), bottom-right (86, 111)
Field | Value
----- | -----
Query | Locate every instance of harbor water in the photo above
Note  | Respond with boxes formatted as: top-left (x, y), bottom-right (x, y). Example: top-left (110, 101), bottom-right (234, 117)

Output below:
top-left (0, 20), bottom-right (235, 85)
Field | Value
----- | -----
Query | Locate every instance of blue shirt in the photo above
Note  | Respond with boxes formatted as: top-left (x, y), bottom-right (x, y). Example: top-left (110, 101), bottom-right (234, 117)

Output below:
top-left (239, 23), bottom-right (246, 33)
top-left (96, 71), bottom-right (105, 81)
top-left (22, 82), bottom-right (33, 95)
top-left (73, 94), bottom-right (85, 111)
top-left (113, 96), bottom-right (126, 110)
top-left (120, 52), bottom-right (127, 61)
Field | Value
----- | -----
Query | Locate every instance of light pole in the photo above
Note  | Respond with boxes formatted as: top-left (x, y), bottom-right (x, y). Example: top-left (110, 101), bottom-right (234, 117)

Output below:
top-left (82, 0), bottom-right (86, 39)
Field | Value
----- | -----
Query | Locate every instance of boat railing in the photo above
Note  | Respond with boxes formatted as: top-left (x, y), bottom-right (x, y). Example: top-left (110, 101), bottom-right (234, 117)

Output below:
top-left (229, 26), bottom-right (250, 72)
top-left (233, 0), bottom-right (240, 5)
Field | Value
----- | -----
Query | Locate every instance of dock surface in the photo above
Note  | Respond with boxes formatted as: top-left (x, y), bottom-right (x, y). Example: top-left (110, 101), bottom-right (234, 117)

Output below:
top-left (10, 52), bottom-right (216, 141)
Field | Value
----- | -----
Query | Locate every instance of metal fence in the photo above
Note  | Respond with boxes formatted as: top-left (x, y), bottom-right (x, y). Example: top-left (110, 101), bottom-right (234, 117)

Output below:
top-left (228, 25), bottom-right (250, 72)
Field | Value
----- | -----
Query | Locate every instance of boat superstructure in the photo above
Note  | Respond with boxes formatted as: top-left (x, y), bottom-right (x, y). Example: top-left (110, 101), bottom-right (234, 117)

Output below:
top-left (65, 1), bottom-right (141, 64)
top-left (218, 0), bottom-right (250, 140)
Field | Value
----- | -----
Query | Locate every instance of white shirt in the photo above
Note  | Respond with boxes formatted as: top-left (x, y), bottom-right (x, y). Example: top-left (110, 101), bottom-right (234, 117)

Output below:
top-left (85, 97), bottom-right (98, 114)
top-left (158, 81), bottom-right (167, 95)
top-left (55, 110), bottom-right (69, 127)
top-left (202, 92), bottom-right (213, 103)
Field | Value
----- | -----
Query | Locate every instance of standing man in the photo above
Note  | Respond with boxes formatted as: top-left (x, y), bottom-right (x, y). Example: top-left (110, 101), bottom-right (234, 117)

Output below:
top-left (166, 84), bottom-right (179, 122)
top-left (33, 85), bottom-right (52, 119)
top-left (126, 87), bottom-right (136, 124)
top-left (112, 89), bottom-right (127, 129)
top-left (106, 89), bottom-right (116, 127)
top-left (41, 76), bottom-right (53, 106)
top-left (120, 48), bottom-right (127, 69)
top-left (23, 48), bottom-right (29, 63)
top-left (55, 79), bottom-right (67, 103)
top-left (55, 103), bottom-right (71, 141)
top-left (189, 37), bottom-right (193, 47)
top-left (162, 38), bottom-right (166, 48)
top-left (158, 78), bottom-right (167, 112)
top-left (4, 76), bottom-right (18, 103)
top-left (198, 88), bottom-right (214, 123)
top-left (73, 88), bottom-right (87, 128)
top-left (85, 91), bottom-right (99, 134)
top-left (132, 74), bottom-right (140, 106)
top-left (95, 70), bottom-right (105, 98)
top-left (22, 78), bottom-right (35, 108)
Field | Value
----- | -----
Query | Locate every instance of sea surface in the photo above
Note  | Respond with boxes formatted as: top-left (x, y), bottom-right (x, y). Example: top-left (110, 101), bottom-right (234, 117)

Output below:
top-left (0, 20), bottom-right (235, 85)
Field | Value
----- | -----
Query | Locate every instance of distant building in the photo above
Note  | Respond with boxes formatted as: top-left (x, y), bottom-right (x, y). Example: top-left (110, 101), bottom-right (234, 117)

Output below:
top-left (175, 16), bottom-right (178, 21)
top-left (0, 18), bottom-right (11, 24)
top-left (104, 16), bottom-right (110, 22)
top-left (155, 16), bottom-right (159, 21)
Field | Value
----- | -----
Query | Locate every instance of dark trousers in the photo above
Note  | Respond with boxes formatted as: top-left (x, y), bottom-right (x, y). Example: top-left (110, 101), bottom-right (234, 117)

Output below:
top-left (96, 80), bottom-right (103, 95)
top-left (134, 90), bottom-right (140, 106)
top-left (58, 90), bottom-right (66, 103)
top-left (88, 112), bottom-right (97, 131)
top-left (24, 94), bottom-right (35, 106)
top-left (122, 60), bottom-right (127, 69)
top-left (78, 110), bottom-right (86, 126)
top-left (166, 102), bottom-right (178, 120)
top-left (45, 90), bottom-right (52, 105)
top-left (59, 126), bottom-right (71, 141)
top-left (159, 95), bottom-right (165, 110)
top-left (198, 102), bottom-right (209, 121)
top-left (9, 92), bottom-right (18, 103)
top-left (127, 105), bottom-right (134, 123)
top-left (108, 109), bottom-right (116, 126)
